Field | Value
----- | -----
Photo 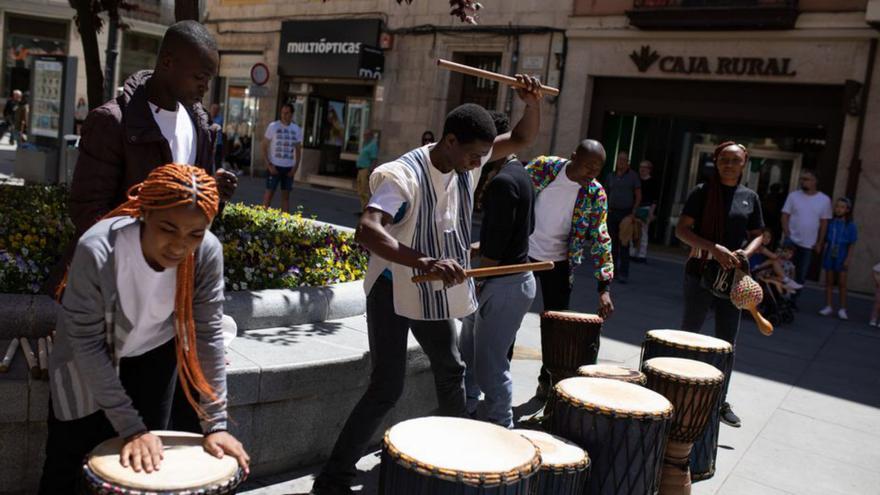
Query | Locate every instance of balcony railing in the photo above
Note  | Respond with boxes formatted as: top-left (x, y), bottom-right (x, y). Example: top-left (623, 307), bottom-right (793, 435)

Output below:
top-left (628, 0), bottom-right (799, 30)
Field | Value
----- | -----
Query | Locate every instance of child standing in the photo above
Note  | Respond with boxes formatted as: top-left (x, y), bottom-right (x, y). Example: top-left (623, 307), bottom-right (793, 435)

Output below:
top-left (819, 198), bottom-right (858, 320)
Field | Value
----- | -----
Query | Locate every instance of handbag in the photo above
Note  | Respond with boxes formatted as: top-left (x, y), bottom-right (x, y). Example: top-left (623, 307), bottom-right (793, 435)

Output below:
top-left (700, 258), bottom-right (749, 300)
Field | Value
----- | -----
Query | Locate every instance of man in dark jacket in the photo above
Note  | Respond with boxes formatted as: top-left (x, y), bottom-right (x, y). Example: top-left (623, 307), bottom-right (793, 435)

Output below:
top-left (69, 20), bottom-right (236, 237)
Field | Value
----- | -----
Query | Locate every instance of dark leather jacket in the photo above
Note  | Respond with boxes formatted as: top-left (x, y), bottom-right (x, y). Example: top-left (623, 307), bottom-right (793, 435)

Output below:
top-left (69, 70), bottom-right (216, 235)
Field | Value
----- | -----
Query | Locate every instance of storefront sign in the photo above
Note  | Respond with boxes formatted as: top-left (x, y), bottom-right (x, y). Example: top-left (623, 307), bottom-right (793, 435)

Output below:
top-left (279, 19), bottom-right (381, 78)
top-left (629, 45), bottom-right (797, 77)
top-left (358, 46), bottom-right (385, 80)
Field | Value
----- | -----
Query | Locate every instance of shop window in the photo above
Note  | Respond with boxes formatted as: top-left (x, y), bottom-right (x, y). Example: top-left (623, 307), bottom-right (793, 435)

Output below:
top-left (118, 32), bottom-right (161, 89)
top-left (3, 15), bottom-right (68, 95)
top-left (446, 52), bottom-right (502, 113)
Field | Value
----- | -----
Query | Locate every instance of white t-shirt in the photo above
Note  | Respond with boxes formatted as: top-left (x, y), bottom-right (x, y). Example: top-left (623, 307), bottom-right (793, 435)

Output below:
top-left (264, 121), bottom-right (303, 168)
top-left (529, 163), bottom-right (581, 261)
top-left (148, 102), bottom-right (196, 165)
top-left (115, 222), bottom-right (177, 358)
top-left (782, 190), bottom-right (832, 249)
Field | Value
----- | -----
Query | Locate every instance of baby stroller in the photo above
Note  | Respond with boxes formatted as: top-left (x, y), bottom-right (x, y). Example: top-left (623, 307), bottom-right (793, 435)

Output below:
top-left (757, 278), bottom-right (795, 326)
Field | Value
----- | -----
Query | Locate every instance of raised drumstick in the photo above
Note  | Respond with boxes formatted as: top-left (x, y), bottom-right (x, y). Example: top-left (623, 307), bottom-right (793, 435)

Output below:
top-left (20, 338), bottom-right (40, 379)
top-left (437, 59), bottom-right (560, 96)
top-left (38, 338), bottom-right (49, 380)
top-left (412, 261), bottom-right (554, 283)
top-left (0, 339), bottom-right (19, 373)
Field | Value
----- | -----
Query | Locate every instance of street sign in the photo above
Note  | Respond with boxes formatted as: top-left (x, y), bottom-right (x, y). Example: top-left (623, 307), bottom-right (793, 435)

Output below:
top-left (248, 85), bottom-right (270, 97)
top-left (250, 62), bottom-right (269, 86)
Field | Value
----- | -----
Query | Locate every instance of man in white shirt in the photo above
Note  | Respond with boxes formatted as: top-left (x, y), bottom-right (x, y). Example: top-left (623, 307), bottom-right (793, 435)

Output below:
top-left (261, 102), bottom-right (303, 212)
top-left (312, 76), bottom-right (542, 495)
top-left (782, 169), bottom-right (832, 302)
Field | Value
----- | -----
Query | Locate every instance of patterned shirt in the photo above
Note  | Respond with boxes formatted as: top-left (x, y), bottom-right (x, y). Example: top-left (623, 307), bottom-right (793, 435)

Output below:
top-left (525, 156), bottom-right (614, 285)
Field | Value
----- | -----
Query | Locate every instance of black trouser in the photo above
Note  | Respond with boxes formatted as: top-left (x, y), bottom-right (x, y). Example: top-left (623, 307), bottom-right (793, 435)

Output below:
top-left (531, 259), bottom-right (571, 386)
top-left (608, 208), bottom-right (632, 279)
top-left (39, 338), bottom-right (178, 495)
top-left (316, 277), bottom-right (467, 489)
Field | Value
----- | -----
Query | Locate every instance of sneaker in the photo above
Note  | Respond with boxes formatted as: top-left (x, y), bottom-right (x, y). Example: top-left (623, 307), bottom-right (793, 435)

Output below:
top-left (783, 277), bottom-right (803, 290)
top-left (818, 306), bottom-right (834, 316)
top-left (720, 402), bottom-right (742, 428)
top-left (838, 309), bottom-right (849, 320)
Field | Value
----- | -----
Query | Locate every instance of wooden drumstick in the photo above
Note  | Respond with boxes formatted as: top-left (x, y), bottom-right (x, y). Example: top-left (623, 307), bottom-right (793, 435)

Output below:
top-left (20, 338), bottom-right (40, 379)
top-left (38, 338), bottom-right (49, 380)
top-left (411, 261), bottom-right (554, 283)
top-left (437, 59), bottom-right (561, 96)
top-left (0, 339), bottom-right (19, 373)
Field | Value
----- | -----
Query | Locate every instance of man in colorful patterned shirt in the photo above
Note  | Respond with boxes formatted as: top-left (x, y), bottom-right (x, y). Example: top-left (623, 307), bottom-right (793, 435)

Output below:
top-left (525, 139), bottom-right (615, 398)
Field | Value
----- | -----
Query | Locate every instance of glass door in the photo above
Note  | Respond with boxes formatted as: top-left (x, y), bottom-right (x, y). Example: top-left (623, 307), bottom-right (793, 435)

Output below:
top-left (341, 98), bottom-right (370, 161)
top-left (744, 149), bottom-right (802, 198)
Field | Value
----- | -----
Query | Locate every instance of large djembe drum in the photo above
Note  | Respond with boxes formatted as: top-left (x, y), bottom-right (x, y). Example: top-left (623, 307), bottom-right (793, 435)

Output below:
top-left (379, 417), bottom-right (541, 494)
top-left (640, 330), bottom-right (733, 480)
top-left (643, 358), bottom-right (724, 495)
top-left (83, 431), bottom-right (245, 495)
top-left (577, 364), bottom-right (647, 386)
top-left (512, 429), bottom-right (590, 495)
top-left (540, 311), bottom-right (603, 384)
top-left (550, 377), bottom-right (672, 495)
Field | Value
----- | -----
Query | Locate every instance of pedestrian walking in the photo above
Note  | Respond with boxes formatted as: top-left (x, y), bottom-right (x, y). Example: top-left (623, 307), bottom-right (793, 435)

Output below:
top-left (355, 129), bottom-right (379, 212)
top-left (631, 159), bottom-right (658, 263)
top-left (261, 102), bottom-right (303, 213)
top-left (605, 151), bottom-right (640, 283)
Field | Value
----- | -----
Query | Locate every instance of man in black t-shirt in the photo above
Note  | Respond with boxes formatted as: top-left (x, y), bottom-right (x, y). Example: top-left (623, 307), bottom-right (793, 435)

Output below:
top-left (459, 155), bottom-right (536, 428)
top-left (632, 160), bottom-right (658, 262)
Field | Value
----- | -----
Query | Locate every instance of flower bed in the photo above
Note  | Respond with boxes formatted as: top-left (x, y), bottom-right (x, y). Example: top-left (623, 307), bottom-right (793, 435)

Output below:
top-left (0, 185), bottom-right (368, 294)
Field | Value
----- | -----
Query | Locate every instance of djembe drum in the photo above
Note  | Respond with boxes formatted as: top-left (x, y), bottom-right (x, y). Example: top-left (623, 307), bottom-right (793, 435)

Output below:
top-left (540, 311), bottom-right (603, 384)
top-left (640, 330), bottom-right (733, 481)
top-left (577, 364), bottom-right (647, 385)
top-left (550, 377), bottom-right (672, 495)
top-left (642, 358), bottom-right (724, 495)
top-left (83, 431), bottom-right (245, 495)
top-left (512, 429), bottom-right (590, 495)
top-left (379, 417), bottom-right (541, 494)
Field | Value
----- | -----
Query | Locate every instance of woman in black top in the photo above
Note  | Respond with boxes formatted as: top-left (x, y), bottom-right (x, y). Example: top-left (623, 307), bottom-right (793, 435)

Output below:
top-left (675, 142), bottom-right (765, 428)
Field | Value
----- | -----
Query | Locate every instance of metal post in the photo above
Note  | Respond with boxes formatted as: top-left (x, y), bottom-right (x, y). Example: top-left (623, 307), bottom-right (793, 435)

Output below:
top-left (103, 15), bottom-right (120, 102)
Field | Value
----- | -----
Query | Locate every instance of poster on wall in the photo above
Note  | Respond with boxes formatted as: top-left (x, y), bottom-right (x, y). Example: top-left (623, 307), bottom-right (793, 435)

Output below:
top-left (325, 100), bottom-right (345, 147)
top-left (31, 59), bottom-right (64, 138)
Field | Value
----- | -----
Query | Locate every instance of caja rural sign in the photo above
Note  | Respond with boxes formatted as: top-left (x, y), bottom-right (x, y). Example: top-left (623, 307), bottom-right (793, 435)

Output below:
top-left (629, 45), bottom-right (796, 77)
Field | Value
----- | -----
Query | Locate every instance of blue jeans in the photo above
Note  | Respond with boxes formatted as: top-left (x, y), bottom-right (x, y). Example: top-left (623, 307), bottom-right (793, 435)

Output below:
top-left (460, 272), bottom-right (536, 428)
top-left (789, 244), bottom-right (813, 302)
top-left (681, 272), bottom-right (741, 403)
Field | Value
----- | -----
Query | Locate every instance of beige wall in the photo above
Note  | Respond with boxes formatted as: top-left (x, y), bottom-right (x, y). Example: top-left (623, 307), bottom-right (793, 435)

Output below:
top-left (573, 0), bottom-right (629, 16)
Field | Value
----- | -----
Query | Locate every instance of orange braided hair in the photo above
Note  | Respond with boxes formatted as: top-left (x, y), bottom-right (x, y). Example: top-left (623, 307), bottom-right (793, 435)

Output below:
top-left (68, 163), bottom-right (222, 420)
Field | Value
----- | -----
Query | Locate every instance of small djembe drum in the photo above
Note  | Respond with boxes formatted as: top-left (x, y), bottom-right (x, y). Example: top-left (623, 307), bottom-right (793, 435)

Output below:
top-left (730, 274), bottom-right (774, 336)
top-left (640, 330), bottom-right (733, 481)
top-left (83, 431), bottom-right (245, 495)
top-left (379, 417), bottom-right (541, 494)
top-left (577, 364), bottom-right (647, 385)
top-left (540, 311), bottom-right (603, 385)
top-left (550, 377), bottom-right (672, 495)
top-left (513, 429), bottom-right (590, 495)
top-left (643, 357), bottom-right (724, 495)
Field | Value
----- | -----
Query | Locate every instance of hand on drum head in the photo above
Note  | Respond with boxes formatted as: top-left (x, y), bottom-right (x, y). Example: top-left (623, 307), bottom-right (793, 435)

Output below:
top-left (120, 432), bottom-right (164, 473)
top-left (204, 431), bottom-right (251, 475)
top-left (598, 292), bottom-right (614, 319)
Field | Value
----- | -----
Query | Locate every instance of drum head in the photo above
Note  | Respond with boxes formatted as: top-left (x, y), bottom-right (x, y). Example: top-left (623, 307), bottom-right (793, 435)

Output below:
top-left (556, 377), bottom-right (672, 418)
top-left (87, 431), bottom-right (239, 491)
top-left (542, 311), bottom-right (603, 324)
top-left (512, 430), bottom-right (588, 469)
top-left (385, 417), bottom-right (538, 476)
top-left (577, 364), bottom-right (644, 381)
top-left (644, 357), bottom-right (724, 382)
top-left (646, 329), bottom-right (732, 352)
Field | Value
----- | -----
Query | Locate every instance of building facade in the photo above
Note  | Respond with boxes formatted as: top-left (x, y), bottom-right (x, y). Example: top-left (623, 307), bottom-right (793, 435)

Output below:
top-left (0, 0), bottom-right (173, 112)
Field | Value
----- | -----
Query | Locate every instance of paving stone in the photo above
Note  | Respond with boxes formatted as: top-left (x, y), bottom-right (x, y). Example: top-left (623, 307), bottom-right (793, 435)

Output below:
top-left (0, 423), bottom-right (27, 492)
top-left (732, 436), bottom-right (880, 495)
top-left (760, 409), bottom-right (880, 472)
top-left (0, 340), bottom-right (28, 423)
top-left (716, 474), bottom-right (796, 495)
top-left (23, 421), bottom-right (47, 491)
top-left (27, 378), bottom-right (50, 422)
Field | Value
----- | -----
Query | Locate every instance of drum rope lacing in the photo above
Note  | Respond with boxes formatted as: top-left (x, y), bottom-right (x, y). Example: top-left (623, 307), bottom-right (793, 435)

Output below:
top-left (541, 311), bottom-right (604, 324)
top-left (381, 431), bottom-right (542, 486)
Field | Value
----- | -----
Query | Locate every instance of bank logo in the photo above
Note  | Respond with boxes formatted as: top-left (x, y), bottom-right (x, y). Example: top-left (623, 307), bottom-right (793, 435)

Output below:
top-left (630, 45), bottom-right (660, 73)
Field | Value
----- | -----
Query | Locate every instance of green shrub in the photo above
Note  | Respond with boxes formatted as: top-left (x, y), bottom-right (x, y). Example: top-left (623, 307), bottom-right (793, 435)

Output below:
top-left (211, 203), bottom-right (368, 290)
top-left (0, 185), bottom-right (74, 294)
top-left (0, 185), bottom-right (368, 294)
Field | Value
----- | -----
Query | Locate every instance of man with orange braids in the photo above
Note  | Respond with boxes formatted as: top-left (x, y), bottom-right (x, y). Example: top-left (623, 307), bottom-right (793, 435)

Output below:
top-left (39, 164), bottom-right (250, 494)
